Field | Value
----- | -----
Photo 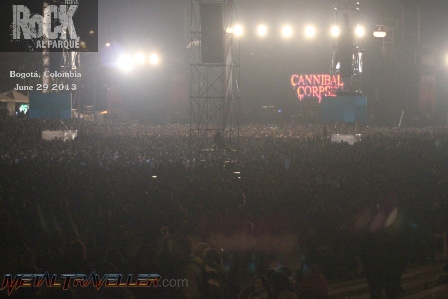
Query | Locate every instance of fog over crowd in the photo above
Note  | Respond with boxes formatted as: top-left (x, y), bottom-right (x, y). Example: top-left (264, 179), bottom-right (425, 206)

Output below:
top-left (1, 116), bottom-right (447, 299)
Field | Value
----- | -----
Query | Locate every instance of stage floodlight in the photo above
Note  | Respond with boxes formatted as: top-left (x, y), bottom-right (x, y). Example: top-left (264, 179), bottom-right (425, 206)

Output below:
top-left (281, 25), bottom-right (293, 38)
top-left (331, 25), bottom-right (340, 37)
top-left (234, 25), bottom-right (243, 36)
top-left (257, 25), bottom-right (268, 37)
top-left (117, 54), bottom-right (135, 72)
top-left (355, 25), bottom-right (365, 37)
top-left (305, 26), bottom-right (316, 38)
top-left (134, 52), bottom-right (145, 65)
top-left (149, 53), bottom-right (159, 65)
top-left (373, 26), bottom-right (387, 38)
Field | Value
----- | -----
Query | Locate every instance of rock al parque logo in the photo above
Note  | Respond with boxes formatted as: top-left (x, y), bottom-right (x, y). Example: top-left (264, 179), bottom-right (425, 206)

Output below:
top-left (0, 0), bottom-right (98, 52)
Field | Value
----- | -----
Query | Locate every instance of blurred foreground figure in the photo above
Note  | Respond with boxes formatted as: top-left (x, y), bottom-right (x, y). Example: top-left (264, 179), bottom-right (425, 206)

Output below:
top-left (297, 263), bottom-right (329, 299)
top-left (359, 194), bottom-right (407, 299)
top-left (238, 275), bottom-right (274, 299)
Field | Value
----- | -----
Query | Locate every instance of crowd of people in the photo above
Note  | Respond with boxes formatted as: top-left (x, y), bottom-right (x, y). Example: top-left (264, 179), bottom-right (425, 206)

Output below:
top-left (0, 115), bottom-right (448, 298)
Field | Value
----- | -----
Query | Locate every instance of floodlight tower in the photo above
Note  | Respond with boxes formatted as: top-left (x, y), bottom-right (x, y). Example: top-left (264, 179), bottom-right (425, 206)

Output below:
top-left (189, 0), bottom-right (240, 165)
top-left (331, 0), bottom-right (364, 94)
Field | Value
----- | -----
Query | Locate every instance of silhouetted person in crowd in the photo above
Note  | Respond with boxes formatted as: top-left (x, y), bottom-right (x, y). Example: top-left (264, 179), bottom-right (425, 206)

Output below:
top-left (270, 271), bottom-right (301, 299)
top-left (436, 263), bottom-right (448, 286)
top-left (238, 275), bottom-right (274, 299)
top-left (214, 131), bottom-right (225, 151)
top-left (158, 237), bottom-right (191, 298)
top-left (322, 125), bottom-right (328, 140)
top-left (182, 242), bottom-right (210, 299)
top-left (201, 248), bottom-right (227, 299)
top-left (358, 195), bottom-right (407, 299)
top-left (297, 263), bottom-right (329, 299)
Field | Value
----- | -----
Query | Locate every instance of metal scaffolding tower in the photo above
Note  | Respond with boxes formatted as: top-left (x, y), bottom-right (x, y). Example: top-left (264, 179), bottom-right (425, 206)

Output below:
top-left (189, 0), bottom-right (240, 165)
top-left (331, 0), bottom-right (363, 93)
top-left (49, 41), bottom-right (81, 118)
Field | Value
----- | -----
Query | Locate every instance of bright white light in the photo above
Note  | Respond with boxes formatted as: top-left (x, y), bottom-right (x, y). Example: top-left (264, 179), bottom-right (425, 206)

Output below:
top-left (233, 25), bottom-right (243, 36)
top-left (355, 25), bottom-right (365, 37)
top-left (358, 52), bottom-right (363, 73)
top-left (117, 54), bottom-right (135, 72)
top-left (331, 25), bottom-right (340, 37)
top-left (105, 42), bottom-right (111, 47)
top-left (149, 53), bottom-right (159, 65)
top-left (373, 30), bottom-right (386, 38)
top-left (257, 25), bottom-right (268, 37)
top-left (89, 30), bottom-right (94, 35)
top-left (134, 52), bottom-right (145, 65)
top-left (305, 26), bottom-right (315, 38)
top-left (281, 25), bottom-right (293, 38)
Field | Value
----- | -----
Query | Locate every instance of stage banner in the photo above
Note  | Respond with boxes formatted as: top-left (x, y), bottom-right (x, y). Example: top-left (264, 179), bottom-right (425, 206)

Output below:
top-left (291, 74), bottom-right (344, 103)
